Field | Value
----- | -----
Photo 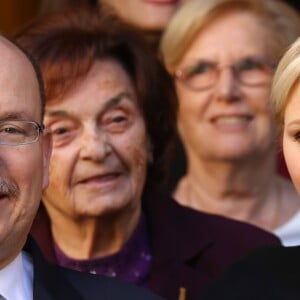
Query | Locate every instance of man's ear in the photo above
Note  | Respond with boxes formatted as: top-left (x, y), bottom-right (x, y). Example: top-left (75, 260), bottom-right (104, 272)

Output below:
top-left (42, 129), bottom-right (52, 191)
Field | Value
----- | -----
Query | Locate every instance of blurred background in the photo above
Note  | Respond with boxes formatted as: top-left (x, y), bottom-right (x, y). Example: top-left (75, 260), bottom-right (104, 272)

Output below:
top-left (0, 0), bottom-right (299, 36)
top-left (0, 0), bottom-right (40, 35)
top-left (0, 0), bottom-right (95, 35)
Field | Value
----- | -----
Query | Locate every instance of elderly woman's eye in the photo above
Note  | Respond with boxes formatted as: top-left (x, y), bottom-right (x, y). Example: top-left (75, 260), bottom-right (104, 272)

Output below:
top-left (187, 62), bottom-right (214, 77)
top-left (236, 58), bottom-right (265, 71)
top-left (52, 127), bottom-right (69, 135)
top-left (112, 116), bottom-right (127, 123)
top-left (294, 131), bottom-right (300, 141)
top-left (104, 112), bottom-right (130, 133)
top-left (49, 123), bottom-right (75, 147)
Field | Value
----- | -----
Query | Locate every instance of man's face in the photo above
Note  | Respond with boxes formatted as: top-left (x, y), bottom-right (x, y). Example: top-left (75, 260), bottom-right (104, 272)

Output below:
top-left (0, 37), bottom-right (51, 267)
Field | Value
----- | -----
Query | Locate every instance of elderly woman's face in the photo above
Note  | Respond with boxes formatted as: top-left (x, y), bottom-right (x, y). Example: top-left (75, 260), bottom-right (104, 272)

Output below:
top-left (43, 59), bottom-right (149, 218)
top-left (283, 82), bottom-right (300, 194)
top-left (175, 11), bottom-right (276, 161)
top-left (100, 0), bottom-right (180, 30)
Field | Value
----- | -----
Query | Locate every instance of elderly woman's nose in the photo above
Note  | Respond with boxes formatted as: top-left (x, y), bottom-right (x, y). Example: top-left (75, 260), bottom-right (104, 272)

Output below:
top-left (215, 68), bottom-right (241, 101)
top-left (80, 128), bottom-right (112, 161)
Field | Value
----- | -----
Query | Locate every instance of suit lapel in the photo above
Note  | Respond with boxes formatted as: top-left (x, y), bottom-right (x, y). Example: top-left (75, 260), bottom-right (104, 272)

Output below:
top-left (25, 237), bottom-right (83, 300)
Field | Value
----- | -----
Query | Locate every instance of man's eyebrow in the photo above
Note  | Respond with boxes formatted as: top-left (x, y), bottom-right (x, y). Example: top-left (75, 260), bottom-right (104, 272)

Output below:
top-left (0, 112), bottom-right (33, 120)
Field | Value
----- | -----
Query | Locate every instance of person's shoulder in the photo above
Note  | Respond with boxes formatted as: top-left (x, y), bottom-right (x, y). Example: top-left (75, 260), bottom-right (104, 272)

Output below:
top-left (61, 267), bottom-right (163, 300)
top-left (240, 244), bottom-right (300, 270)
top-left (191, 205), bottom-right (280, 245)
top-left (169, 194), bottom-right (280, 245)
top-left (211, 214), bottom-right (280, 244)
top-left (198, 245), bottom-right (300, 300)
top-left (146, 191), bottom-right (280, 247)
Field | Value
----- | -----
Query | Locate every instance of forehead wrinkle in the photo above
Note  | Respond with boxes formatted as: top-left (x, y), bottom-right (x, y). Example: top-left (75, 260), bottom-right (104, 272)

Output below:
top-left (46, 91), bottom-right (136, 119)
top-left (0, 111), bottom-right (36, 121)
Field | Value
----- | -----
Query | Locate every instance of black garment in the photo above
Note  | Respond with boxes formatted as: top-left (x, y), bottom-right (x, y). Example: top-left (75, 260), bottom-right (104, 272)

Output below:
top-left (31, 193), bottom-right (280, 300)
top-left (24, 237), bottom-right (161, 300)
top-left (199, 245), bottom-right (300, 300)
top-left (144, 192), bottom-right (281, 299)
top-left (284, 0), bottom-right (300, 11)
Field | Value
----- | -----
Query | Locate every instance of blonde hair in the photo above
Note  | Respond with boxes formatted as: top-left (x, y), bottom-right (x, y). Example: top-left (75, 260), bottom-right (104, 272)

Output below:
top-left (160, 0), bottom-right (300, 74)
top-left (271, 37), bottom-right (300, 127)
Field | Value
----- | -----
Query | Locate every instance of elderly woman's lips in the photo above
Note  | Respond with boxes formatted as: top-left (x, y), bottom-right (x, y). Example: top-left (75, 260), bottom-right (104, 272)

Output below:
top-left (143, 0), bottom-right (178, 5)
top-left (213, 116), bottom-right (252, 124)
top-left (77, 173), bottom-right (121, 185)
top-left (210, 115), bottom-right (253, 132)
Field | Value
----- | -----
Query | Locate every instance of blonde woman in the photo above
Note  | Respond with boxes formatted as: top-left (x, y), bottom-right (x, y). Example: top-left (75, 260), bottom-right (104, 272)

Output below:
top-left (161, 0), bottom-right (300, 245)
top-left (200, 36), bottom-right (300, 300)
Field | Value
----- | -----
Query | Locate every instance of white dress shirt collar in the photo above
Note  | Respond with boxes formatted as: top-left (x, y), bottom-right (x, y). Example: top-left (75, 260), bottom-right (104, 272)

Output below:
top-left (0, 251), bottom-right (33, 300)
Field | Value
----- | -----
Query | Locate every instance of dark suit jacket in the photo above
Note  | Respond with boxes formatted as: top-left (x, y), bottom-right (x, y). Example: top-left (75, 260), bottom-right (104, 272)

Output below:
top-left (199, 245), bottom-right (300, 300)
top-left (31, 192), bottom-right (280, 300)
top-left (24, 237), bottom-right (161, 299)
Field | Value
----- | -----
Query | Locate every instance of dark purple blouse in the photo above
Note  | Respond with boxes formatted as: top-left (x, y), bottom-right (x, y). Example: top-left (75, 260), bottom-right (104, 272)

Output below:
top-left (54, 215), bottom-right (152, 287)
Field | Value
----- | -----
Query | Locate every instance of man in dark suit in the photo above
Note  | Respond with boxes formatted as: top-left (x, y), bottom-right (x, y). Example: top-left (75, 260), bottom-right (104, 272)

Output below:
top-left (0, 34), bottom-right (160, 300)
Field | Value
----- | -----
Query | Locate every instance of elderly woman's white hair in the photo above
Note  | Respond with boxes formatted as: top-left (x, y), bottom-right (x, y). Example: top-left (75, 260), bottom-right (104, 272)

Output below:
top-left (160, 0), bottom-right (300, 74)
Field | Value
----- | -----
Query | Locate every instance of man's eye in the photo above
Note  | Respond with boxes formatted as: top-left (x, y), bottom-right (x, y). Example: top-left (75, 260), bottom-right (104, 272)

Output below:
top-left (1, 126), bottom-right (23, 135)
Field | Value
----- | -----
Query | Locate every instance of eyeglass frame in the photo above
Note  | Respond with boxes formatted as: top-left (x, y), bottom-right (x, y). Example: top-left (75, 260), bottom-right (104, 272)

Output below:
top-left (173, 57), bottom-right (275, 92)
top-left (0, 120), bottom-right (45, 146)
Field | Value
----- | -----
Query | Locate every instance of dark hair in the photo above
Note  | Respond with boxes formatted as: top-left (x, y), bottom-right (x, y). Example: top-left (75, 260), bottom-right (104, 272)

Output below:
top-left (14, 5), bottom-right (177, 188)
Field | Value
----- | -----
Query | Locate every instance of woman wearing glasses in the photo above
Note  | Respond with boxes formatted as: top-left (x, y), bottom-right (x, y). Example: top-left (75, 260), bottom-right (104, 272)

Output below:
top-left (161, 0), bottom-right (300, 246)
top-left (199, 37), bottom-right (300, 300)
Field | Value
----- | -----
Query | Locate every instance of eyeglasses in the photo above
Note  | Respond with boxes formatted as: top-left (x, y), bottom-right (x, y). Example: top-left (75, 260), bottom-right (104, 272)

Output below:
top-left (174, 57), bottom-right (274, 91)
top-left (0, 120), bottom-right (44, 146)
